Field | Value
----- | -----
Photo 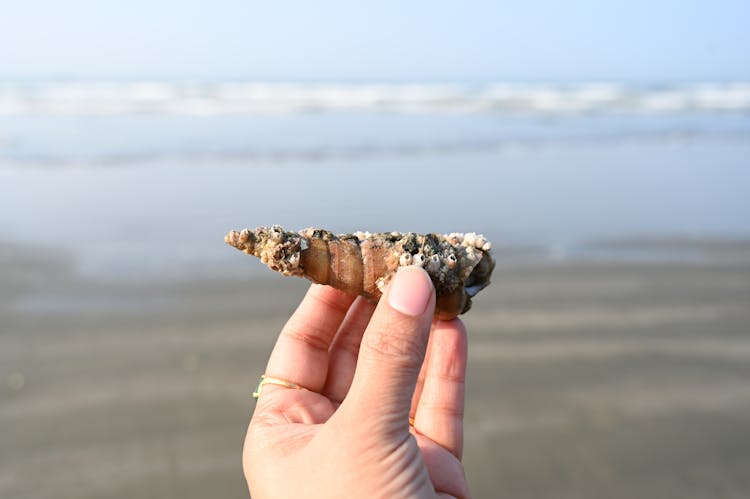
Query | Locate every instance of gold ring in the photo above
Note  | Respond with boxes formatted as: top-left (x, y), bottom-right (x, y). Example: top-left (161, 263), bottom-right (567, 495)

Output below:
top-left (409, 417), bottom-right (415, 426)
top-left (252, 375), bottom-right (308, 399)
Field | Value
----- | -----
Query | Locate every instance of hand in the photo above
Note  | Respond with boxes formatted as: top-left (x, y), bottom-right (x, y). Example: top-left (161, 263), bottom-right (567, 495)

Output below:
top-left (243, 266), bottom-right (470, 499)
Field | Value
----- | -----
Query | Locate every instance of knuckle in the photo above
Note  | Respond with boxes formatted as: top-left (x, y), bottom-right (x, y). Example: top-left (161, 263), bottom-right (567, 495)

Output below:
top-left (282, 323), bottom-right (331, 353)
top-left (310, 285), bottom-right (353, 315)
top-left (422, 400), bottom-right (465, 419)
top-left (364, 315), bottom-right (425, 369)
top-left (433, 360), bottom-right (467, 384)
top-left (336, 331), bottom-right (363, 360)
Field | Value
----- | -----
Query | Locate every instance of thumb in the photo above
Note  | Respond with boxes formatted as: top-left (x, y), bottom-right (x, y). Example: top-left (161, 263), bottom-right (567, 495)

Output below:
top-left (342, 266), bottom-right (435, 431)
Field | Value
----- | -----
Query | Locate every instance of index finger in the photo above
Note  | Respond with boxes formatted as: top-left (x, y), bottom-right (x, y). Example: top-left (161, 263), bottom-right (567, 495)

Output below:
top-left (264, 284), bottom-right (357, 394)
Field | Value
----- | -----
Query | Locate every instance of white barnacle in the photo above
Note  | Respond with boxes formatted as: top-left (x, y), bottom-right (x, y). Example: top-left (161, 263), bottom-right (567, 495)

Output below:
top-left (447, 232), bottom-right (463, 245)
top-left (482, 241), bottom-right (492, 251)
top-left (463, 233), bottom-right (476, 247)
top-left (412, 253), bottom-right (426, 267)
top-left (427, 254), bottom-right (441, 272)
top-left (399, 253), bottom-right (413, 266)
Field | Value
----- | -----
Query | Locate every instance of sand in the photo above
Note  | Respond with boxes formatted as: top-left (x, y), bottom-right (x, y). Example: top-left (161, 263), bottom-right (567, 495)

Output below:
top-left (2, 242), bottom-right (750, 498)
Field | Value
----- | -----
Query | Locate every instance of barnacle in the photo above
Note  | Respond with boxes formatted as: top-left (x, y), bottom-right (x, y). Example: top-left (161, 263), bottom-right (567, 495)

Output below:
top-left (225, 225), bottom-right (495, 320)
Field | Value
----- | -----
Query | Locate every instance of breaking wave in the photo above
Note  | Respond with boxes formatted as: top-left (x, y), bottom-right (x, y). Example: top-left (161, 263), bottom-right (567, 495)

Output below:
top-left (1, 81), bottom-right (749, 116)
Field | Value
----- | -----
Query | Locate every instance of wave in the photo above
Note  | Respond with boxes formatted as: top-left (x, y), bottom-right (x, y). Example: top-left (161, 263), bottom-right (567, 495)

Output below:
top-left (1, 81), bottom-right (749, 116)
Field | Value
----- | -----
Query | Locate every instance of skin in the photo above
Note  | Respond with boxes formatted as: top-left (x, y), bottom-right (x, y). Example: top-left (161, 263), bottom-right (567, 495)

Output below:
top-left (243, 267), bottom-right (470, 499)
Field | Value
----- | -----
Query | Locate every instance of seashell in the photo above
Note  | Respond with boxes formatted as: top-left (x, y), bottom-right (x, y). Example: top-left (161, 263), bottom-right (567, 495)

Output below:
top-left (225, 225), bottom-right (495, 320)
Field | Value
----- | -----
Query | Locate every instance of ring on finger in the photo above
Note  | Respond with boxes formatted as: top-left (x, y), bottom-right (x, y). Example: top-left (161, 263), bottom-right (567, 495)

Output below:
top-left (252, 374), bottom-right (309, 399)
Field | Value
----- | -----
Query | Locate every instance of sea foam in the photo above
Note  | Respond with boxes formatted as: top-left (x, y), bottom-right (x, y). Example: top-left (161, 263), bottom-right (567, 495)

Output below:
top-left (1, 82), bottom-right (749, 116)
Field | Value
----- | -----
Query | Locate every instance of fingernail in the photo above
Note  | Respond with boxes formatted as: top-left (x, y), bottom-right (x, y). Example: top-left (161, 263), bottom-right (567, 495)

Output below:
top-left (388, 267), bottom-right (433, 316)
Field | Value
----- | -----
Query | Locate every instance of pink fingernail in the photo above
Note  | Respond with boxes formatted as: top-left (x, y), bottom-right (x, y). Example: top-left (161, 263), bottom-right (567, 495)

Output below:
top-left (388, 267), bottom-right (433, 316)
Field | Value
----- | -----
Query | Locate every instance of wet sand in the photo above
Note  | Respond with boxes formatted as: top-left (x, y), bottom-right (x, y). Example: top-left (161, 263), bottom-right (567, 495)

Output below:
top-left (2, 243), bottom-right (750, 498)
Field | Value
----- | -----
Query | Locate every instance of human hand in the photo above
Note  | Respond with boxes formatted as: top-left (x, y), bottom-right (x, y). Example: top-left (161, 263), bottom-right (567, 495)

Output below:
top-left (243, 266), bottom-right (470, 498)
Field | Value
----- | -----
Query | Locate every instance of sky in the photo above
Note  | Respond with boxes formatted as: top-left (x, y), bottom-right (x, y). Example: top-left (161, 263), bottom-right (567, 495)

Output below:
top-left (1, 0), bottom-right (749, 82)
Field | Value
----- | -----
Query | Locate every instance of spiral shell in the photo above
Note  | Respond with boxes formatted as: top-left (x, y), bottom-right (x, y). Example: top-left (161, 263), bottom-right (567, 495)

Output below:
top-left (225, 225), bottom-right (495, 320)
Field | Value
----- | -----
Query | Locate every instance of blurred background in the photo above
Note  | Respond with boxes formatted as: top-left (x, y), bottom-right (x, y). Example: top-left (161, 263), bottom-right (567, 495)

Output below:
top-left (2, 1), bottom-right (750, 497)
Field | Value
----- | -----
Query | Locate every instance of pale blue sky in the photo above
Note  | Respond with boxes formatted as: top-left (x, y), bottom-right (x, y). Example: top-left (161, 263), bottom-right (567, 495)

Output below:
top-left (1, 0), bottom-right (748, 81)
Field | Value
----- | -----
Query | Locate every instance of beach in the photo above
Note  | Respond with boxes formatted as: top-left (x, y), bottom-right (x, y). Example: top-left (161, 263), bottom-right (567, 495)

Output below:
top-left (2, 81), bottom-right (750, 497)
top-left (3, 239), bottom-right (750, 498)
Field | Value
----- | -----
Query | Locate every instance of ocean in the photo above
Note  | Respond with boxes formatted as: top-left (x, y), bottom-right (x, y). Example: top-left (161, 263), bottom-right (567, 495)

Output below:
top-left (1, 81), bottom-right (749, 277)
